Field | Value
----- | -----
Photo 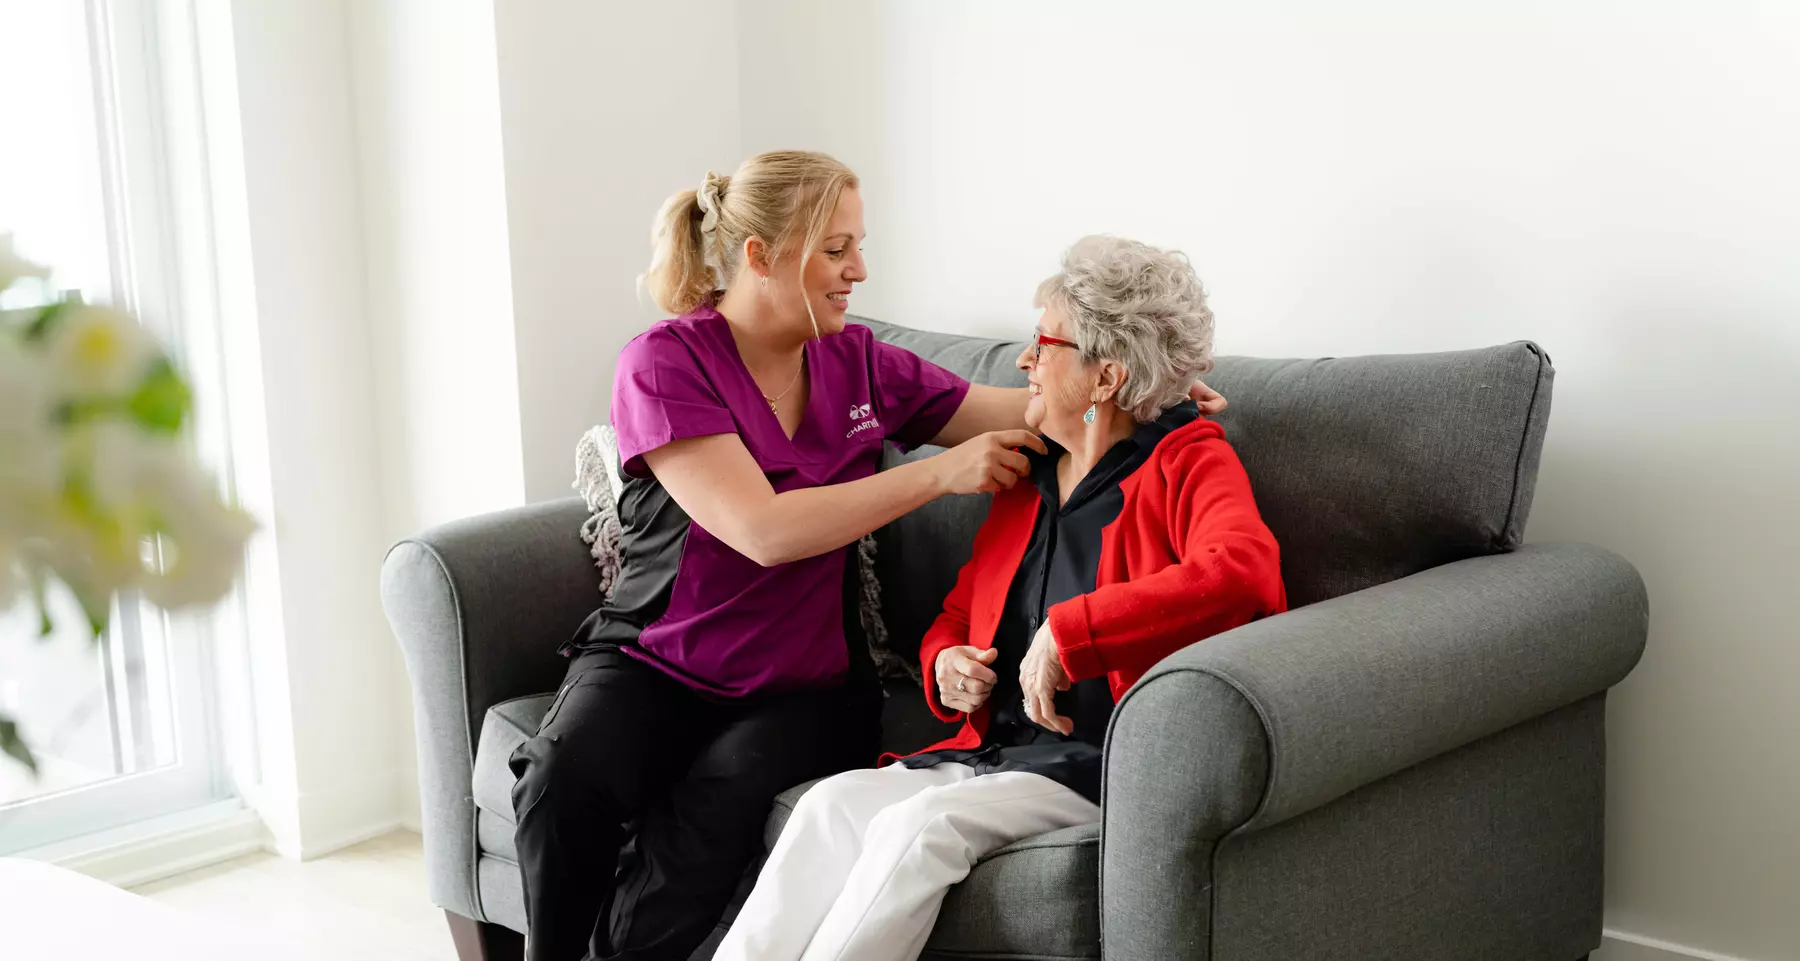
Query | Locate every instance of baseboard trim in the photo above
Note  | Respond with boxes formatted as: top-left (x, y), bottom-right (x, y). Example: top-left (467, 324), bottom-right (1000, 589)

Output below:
top-left (21, 801), bottom-right (269, 889)
top-left (291, 772), bottom-right (405, 861)
top-left (1602, 929), bottom-right (1762, 961)
top-left (298, 816), bottom-right (403, 861)
top-left (241, 769), bottom-right (404, 861)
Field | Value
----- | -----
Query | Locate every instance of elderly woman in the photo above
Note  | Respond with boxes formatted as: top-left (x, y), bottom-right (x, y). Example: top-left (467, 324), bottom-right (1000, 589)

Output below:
top-left (714, 236), bottom-right (1288, 961)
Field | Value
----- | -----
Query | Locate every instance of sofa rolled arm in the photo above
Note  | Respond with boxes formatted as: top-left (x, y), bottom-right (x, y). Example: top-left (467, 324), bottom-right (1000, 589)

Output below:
top-left (380, 496), bottom-right (597, 920)
top-left (1099, 543), bottom-right (1647, 954)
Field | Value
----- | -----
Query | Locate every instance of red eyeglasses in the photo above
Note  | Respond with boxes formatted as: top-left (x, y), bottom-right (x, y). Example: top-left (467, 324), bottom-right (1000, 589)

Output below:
top-left (1033, 332), bottom-right (1079, 361)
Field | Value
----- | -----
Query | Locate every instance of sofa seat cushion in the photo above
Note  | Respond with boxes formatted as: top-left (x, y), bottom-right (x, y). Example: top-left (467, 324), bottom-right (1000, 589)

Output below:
top-left (477, 808), bottom-right (517, 863)
top-left (926, 822), bottom-right (1100, 958)
top-left (472, 694), bottom-right (553, 831)
top-left (769, 780), bottom-right (1102, 960)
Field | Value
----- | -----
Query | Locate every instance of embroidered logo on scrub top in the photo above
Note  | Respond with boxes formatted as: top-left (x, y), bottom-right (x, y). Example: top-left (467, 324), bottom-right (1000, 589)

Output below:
top-left (846, 403), bottom-right (881, 439)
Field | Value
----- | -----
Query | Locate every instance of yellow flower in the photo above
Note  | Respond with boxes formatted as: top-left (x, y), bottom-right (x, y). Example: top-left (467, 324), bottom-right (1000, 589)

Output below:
top-left (2, 247), bottom-right (253, 639)
top-left (44, 304), bottom-right (158, 400)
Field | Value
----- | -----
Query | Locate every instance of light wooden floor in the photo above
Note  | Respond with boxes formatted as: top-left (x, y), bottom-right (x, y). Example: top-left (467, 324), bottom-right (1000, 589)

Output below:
top-left (132, 830), bottom-right (458, 961)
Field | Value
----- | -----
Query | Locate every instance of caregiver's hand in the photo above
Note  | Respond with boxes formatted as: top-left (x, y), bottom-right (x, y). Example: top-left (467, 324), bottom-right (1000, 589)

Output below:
top-left (935, 646), bottom-right (998, 714)
top-left (1021, 621), bottom-right (1074, 735)
top-left (931, 430), bottom-right (1048, 495)
top-left (1189, 378), bottom-right (1227, 415)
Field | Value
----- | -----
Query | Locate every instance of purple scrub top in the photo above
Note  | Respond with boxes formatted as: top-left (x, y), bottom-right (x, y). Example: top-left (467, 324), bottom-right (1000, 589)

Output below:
top-left (607, 305), bottom-right (971, 697)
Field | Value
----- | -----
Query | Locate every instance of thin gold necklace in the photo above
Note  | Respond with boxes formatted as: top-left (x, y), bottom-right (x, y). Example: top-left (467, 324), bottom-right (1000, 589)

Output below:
top-left (759, 352), bottom-right (806, 413)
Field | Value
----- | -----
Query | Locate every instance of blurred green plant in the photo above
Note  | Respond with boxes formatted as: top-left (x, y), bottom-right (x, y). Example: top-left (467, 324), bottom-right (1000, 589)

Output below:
top-left (0, 234), bottom-right (255, 775)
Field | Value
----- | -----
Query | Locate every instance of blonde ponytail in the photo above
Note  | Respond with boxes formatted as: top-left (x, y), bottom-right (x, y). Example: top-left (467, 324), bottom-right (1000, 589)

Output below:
top-left (642, 188), bottom-right (719, 316)
top-left (641, 151), bottom-right (858, 316)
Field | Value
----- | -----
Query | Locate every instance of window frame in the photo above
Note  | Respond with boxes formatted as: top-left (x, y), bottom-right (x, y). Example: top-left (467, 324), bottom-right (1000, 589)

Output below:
top-left (0, 0), bottom-right (247, 856)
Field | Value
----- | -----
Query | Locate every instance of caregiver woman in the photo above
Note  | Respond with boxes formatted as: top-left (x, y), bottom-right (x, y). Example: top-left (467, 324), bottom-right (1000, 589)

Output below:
top-left (508, 150), bottom-right (1222, 961)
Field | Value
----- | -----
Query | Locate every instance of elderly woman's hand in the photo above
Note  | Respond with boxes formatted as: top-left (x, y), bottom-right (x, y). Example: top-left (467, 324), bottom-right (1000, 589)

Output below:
top-left (1020, 622), bottom-right (1074, 735)
top-left (1189, 379), bottom-right (1227, 415)
top-left (935, 645), bottom-right (999, 714)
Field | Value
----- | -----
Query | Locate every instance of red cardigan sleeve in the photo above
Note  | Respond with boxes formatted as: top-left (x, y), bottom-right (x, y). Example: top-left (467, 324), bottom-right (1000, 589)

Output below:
top-left (917, 548), bottom-right (979, 721)
top-left (1049, 434), bottom-right (1286, 683)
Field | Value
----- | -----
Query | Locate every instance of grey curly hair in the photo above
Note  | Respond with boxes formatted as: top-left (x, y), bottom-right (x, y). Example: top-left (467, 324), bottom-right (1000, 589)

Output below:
top-left (1033, 235), bottom-right (1216, 423)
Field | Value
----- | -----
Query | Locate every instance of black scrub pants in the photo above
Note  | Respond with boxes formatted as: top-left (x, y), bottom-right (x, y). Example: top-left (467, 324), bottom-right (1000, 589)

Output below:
top-left (509, 648), bottom-right (879, 961)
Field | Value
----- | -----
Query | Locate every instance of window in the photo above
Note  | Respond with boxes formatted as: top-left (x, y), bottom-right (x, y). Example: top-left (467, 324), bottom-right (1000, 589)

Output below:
top-left (0, 0), bottom-right (236, 854)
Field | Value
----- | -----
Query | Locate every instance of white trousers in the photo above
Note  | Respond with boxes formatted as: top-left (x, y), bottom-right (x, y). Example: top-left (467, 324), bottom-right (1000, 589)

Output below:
top-left (713, 763), bottom-right (1100, 961)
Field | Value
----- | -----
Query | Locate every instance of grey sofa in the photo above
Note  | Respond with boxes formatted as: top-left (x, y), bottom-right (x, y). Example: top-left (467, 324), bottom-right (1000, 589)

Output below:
top-left (382, 317), bottom-right (1647, 961)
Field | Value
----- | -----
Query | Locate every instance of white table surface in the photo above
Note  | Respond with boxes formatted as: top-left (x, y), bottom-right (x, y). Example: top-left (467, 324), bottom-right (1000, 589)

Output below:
top-left (0, 857), bottom-right (303, 960)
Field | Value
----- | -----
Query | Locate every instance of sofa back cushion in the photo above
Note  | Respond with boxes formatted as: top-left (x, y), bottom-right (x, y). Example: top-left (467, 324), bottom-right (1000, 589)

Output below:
top-left (859, 317), bottom-right (1553, 639)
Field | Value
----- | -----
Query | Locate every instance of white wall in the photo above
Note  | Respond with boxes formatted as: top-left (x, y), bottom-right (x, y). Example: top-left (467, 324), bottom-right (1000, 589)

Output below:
top-left (348, 1), bottom-right (524, 546)
top-left (346, 0), bottom-right (526, 832)
top-left (492, 0), bottom-right (744, 502)
top-left (739, 2), bottom-right (1800, 959)
top-left (208, 0), bottom-right (405, 856)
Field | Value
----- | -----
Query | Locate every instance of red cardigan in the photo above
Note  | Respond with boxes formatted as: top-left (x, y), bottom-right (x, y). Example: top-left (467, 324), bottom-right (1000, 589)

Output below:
top-left (898, 418), bottom-right (1287, 760)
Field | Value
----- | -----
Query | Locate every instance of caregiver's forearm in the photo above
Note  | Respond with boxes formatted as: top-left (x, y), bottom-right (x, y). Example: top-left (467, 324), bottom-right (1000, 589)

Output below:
top-left (644, 433), bottom-right (950, 567)
top-left (744, 458), bottom-right (950, 565)
top-left (930, 384), bottom-right (1032, 446)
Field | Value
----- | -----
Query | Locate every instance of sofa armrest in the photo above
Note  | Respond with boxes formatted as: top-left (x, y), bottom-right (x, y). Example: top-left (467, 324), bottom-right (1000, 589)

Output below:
top-left (380, 497), bottom-right (597, 920)
top-left (1100, 543), bottom-right (1647, 951)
